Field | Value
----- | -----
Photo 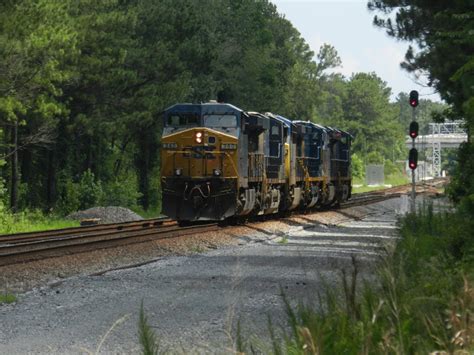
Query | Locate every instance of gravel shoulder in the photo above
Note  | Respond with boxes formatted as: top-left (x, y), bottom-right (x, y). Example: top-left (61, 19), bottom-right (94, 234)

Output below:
top-left (0, 197), bottom-right (410, 353)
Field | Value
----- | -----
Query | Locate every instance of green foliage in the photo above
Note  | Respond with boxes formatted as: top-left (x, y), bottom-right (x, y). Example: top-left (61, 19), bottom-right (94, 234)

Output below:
top-left (315, 72), bottom-right (405, 163)
top-left (365, 151), bottom-right (384, 164)
top-left (77, 169), bottom-right (103, 210)
top-left (383, 159), bottom-right (402, 176)
top-left (102, 175), bottom-right (142, 209)
top-left (351, 153), bottom-right (364, 179)
top-left (0, 209), bottom-right (78, 234)
top-left (447, 142), bottom-right (474, 216)
top-left (56, 175), bottom-right (81, 215)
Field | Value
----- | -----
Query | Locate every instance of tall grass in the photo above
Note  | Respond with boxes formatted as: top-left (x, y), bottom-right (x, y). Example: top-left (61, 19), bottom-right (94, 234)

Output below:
top-left (235, 204), bottom-right (474, 354)
top-left (139, 303), bottom-right (162, 355)
top-left (0, 209), bottom-right (78, 234)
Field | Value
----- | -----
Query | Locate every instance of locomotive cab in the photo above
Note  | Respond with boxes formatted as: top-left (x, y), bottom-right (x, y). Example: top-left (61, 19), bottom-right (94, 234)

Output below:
top-left (326, 128), bottom-right (352, 202)
top-left (161, 103), bottom-right (242, 221)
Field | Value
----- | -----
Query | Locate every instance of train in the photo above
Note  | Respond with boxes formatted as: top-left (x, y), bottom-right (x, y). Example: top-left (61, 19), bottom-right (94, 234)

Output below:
top-left (160, 102), bottom-right (352, 222)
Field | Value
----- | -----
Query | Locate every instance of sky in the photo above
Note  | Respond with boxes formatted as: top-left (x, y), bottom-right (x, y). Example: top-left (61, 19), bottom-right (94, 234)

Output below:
top-left (273, 0), bottom-right (441, 102)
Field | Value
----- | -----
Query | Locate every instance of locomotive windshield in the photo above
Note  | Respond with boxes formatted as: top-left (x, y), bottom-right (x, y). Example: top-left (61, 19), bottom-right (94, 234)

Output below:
top-left (166, 113), bottom-right (200, 127)
top-left (203, 114), bottom-right (237, 128)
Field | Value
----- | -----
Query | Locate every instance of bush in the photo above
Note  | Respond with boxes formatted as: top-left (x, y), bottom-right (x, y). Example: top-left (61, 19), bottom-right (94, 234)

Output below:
top-left (56, 174), bottom-right (81, 215)
top-left (56, 169), bottom-right (103, 214)
top-left (447, 142), bottom-right (474, 216)
top-left (384, 159), bottom-right (402, 176)
top-left (78, 169), bottom-right (103, 209)
top-left (351, 153), bottom-right (364, 179)
top-left (365, 151), bottom-right (384, 164)
top-left (101, 174), bottom-right (142, 209)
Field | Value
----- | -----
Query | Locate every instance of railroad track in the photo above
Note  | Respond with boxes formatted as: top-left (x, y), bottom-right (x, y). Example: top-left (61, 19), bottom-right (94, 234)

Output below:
top-left (0, 219), bottom-right (219, 267)
top-left (0, 178), bottom-right (447, 267)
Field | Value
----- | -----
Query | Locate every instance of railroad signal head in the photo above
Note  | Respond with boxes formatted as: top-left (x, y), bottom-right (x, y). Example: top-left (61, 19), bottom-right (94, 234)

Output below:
top-left (409, 121), bottom-right (419, 139)
top-left (409, 148), bottom-right (418, 170)
top-left (409, 90), bottom-right (419, 108)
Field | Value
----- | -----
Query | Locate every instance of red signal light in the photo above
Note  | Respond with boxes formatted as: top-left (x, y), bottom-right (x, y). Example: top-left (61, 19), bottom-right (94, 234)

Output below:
top-left (409, 148), bottom-right (418, 170)
top-left (409, 90), bottom-right (419, 108)
top-left (409, 121), bottom-right (419, 139)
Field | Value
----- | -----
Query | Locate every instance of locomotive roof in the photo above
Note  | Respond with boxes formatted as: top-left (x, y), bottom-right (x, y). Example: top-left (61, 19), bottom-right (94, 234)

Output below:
top-left (325, 126), bottom-right (353, 139)
top-left (265, 112), bottom-right (293, 128)
top-left (164, 102), bottom-right (244, 114)
top-left (293, 120), bottom-right (327, 132)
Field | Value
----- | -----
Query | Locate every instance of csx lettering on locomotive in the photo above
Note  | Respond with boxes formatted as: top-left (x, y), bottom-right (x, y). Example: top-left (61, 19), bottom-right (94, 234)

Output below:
top-left (161, 102), bottom-right (352, 221)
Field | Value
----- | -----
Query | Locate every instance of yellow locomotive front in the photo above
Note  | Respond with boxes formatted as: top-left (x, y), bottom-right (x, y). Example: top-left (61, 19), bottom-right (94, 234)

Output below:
top-left (161, 103), bottom-right (241, 221)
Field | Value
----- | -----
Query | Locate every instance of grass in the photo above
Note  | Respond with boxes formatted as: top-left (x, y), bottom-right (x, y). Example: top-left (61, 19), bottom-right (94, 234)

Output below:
top-left (0, 210), bottom-right (79, 235)
top-left (278, 236), bottom-right (289, 244)
top-left (353, 173), bottom-right (410, 194)
top-left (0, 293), bottom-right (17, 304)
top-left (131, 206), bottom-right (162, 219)
top-left (139, 303), bottom-right (161, 355)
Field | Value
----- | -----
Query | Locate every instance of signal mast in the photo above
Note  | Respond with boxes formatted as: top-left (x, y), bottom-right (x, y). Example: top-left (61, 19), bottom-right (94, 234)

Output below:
top-left (408, 90), bottom-right (419, 213)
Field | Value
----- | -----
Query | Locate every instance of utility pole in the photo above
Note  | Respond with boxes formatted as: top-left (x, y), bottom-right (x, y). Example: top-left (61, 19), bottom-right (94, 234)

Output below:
top-left (408, 90), bottom-right (419, 213)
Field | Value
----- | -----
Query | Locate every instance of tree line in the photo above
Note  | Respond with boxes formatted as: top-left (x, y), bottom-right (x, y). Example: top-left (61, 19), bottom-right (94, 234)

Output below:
top-left (0, 0), bottom-right (444, 216)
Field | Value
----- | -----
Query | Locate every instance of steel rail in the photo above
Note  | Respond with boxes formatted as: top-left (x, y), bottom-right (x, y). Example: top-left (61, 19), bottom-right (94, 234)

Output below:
top-left (0, 223), bottom-right (218, 267)
top-left (0, 217), bottom-right (173, 244)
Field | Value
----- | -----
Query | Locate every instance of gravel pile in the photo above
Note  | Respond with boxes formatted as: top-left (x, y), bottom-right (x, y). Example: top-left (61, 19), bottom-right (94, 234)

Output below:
top-left (67, 206), bottom-right (143, 224)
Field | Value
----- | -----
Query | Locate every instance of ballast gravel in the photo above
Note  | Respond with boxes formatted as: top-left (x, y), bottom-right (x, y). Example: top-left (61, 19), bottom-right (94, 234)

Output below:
top-left (67, 206), bottom-right (144, 224)
top-left (0, 196), bottom-right (428, 353)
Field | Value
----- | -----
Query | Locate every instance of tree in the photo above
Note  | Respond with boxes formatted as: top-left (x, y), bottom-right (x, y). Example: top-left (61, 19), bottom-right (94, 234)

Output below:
top-left (368, 1), bottom-right (474, 208)
top-left (0, 0), bottom-right (79, 211)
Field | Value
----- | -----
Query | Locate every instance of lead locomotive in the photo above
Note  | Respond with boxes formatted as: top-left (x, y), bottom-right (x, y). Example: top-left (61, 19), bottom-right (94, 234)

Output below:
top-left (161, 102), bottom-right (352, 221)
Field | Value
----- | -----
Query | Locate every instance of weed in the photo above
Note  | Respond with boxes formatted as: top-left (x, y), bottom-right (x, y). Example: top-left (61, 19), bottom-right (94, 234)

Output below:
top-left (191, 245), bottom-right (206, 253)
top-left (139, 302), bottom-right (160, 355)
top-left (278, 236), bottom-right (288, 244)
top-left (0, 293), bottom-right (16, 304)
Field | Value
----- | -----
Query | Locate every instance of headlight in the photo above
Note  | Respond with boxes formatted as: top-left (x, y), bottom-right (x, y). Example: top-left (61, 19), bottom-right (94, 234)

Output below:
top-left (163, 142), bottom-right (178, 149)
top-left (175, 168), bottom-right (182, 176)
top-left (213, 169), bottom-right (221, 176)
top-left (195, 132), bottom-right (203, 143)
top-left (221, 143), bottom-right (237, 150)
